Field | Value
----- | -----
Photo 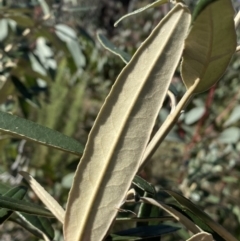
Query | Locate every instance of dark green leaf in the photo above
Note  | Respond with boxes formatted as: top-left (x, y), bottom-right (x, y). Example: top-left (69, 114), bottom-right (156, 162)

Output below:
top-left (164, 190), bottom-right (238, 241)
top-left (97, 33), bottom-right (131, 64)
top-left (5, 14), bottom-right (34, 27)
top-left (106, 225), bottom-right (180, 240)
top-left (0, 186), bottom-right (28, 224)
top-left (18, 213), bottom-right (54, 240)
top-left (0, 195), bottom-right (54, 218)
top-left (0, 111), bottom-right (84, 155)
top-left (133, 175), bottom-right (155, 196)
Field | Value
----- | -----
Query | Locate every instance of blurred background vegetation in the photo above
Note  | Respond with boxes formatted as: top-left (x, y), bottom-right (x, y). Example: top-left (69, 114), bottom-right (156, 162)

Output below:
top-left (1, 0), bottom-right (240, 240)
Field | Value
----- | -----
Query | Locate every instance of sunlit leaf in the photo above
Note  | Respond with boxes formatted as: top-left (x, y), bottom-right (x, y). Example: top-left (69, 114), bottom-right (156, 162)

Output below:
top-left (181, 0), bottom-right (236, 93)
top-left (64, 4), bottom-right (191, 241)
top-left (0, 111), bottom-right (84, 155)
top-left (20, 171), bottom-right (65, 223)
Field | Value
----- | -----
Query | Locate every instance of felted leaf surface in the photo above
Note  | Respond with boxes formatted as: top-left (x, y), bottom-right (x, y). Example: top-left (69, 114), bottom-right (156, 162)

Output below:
top-left (181, 0), bottom-right (236, 93)
top-left (64, 4), bottom-right (191, 241)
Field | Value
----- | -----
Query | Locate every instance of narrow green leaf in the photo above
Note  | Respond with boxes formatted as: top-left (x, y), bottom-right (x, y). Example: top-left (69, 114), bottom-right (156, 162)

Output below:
top-left (0, 195), bottom-right (54, 218)
top-left (5, 14), bottom-right (34, 27)
top-left (64, 4), bottom-right (191, 241)
top-left (97, 33), bottom-right (131, 64)
top-left (0, 111), bottom-right (84, 155)
top-left (141, 197), bottom-right (201, 234)
top-left (165, 190), bottom-right (239, 241)
top-left (133, 175), bottom-right (155, 196)
top-left (114, 0), bottom-right (169, 26)
top-left (187, 232), bottom-right (214, 241)
top-left (0, 186), bottom-right (28, 224)
top-left (9, 215), bottom-right (45, 239)
top-left (116, 216), bottom-right (174, 222)
top-left (17, 212), bottom-right (54, 240)
top-left (106, 225), bottom-right (180, 240)
top-left (181, 0), bottom-right (236, 93)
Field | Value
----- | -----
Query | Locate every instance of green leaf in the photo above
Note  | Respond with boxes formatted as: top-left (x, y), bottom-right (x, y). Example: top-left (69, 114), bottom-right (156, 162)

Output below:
top-left (114, 0), bottom-right (169, 26)
top-left (97, 33), bottom-right (131, 64)
top-left (181, 0), bottom-right (236, 93)
top-left (218, 127), bottom-right (240, 144)
top-left (165, 190), bottom-right (238, 241)
top-left (0, 111), bottom-right (84, 155)
top-left (9, 215), bottom-right (45, 239)
top-left (0, 186), bottom-right (28, 224)
top-left (133, 175), bottom-right (155, 196)
top-left (106, 225), bottom-right (180, 240)
top-left (0, 194), bottom-right (54, 218)
top-left (17, 212), bottom-right (54, 240)
top-left (5, 14), bottom-right (34, 27)
top-left (64, 4), bottom-right (191, 241)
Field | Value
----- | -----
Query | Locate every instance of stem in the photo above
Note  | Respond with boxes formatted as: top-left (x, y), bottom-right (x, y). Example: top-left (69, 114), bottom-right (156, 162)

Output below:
top-left (138, 78), bottom-right (200, 171)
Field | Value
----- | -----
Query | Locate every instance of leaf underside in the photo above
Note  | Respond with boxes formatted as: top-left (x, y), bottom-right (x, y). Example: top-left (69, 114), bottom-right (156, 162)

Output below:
top-left (181, 0), bottom-right (236, 93)
top-left (64, 4), bottom-right (191, 241)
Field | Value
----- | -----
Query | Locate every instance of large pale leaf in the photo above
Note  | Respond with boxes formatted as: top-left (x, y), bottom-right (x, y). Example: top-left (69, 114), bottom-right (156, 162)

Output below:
top-left (64, 4), bottom-right (191, 241)
top-left (181, 0), bottom-right (236, 93)
top-left (0, 111), bottom-right (83, 155)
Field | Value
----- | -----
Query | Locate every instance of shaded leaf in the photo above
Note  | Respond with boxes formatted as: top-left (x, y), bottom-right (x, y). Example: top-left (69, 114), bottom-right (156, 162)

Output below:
top-left (0, 195), bottom-right (54, 218)
top-left (0, 111), bottom-right (84, 155)
top-left (97, 33), bottom-right (131, 64)
top-left (17, 212), bottom-right (54, 240)
top-left (114, 0), bottom-right (169, 26)
top-left (141, 197), bottom-right (201, 234)
top-left (106, 225), bottom-right (180, 240)
top-left (64, 4), bottom-right (191, 241)
top-left (0, 186), bottom-right (28, 224)
top-left (165, 190), bottom-right (238, 241)
top-left (181, 0), bottom-right (236, 93)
